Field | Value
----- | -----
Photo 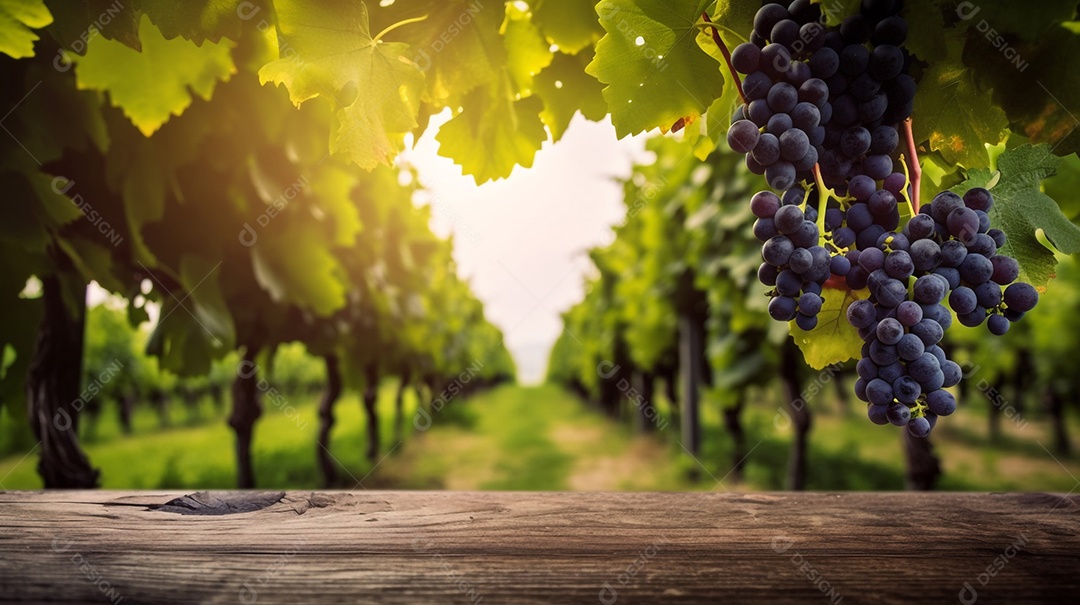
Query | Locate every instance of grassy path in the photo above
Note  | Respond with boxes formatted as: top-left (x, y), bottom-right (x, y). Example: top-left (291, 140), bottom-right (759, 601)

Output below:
top-left (370, 384), bottom-right (684, 490)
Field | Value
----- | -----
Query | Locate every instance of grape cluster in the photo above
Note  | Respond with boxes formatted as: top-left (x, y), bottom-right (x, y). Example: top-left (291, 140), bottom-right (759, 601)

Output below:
top-left (727, 0), bottom-right (830, 190)
top-left (810, 2), bottom-right (914, 188)
top-left (752, 191), bottom-right (829, 330)
top-left (843, 188), bottom-right (1039, 436)
top-left (846, 236), bottom-right (961, 437)
top-left (921, 188), bottom-right (1041, 334)
top-left (730, 1), bottom-right (1043, 438)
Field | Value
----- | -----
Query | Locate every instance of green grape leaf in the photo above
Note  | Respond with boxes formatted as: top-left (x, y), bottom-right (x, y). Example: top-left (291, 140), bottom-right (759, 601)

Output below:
top-left (308, 164), bottom-right (362, 247)
top-left (979, 23), bottom-right (1080, 157)
top-left (954, 0), bottom-right (1076, 40)
top-left (26, 171), bottom-right (83, 226)
top-left (712, 0), bottom-right (757, 40)
top-left (45, 0), bottom-right (140, 54)
top-left (0, 0), bottom-right (52, 58)
top-left (533, 49), bottom-right (607, 141)
top-left (812, 0), bottom-right (858, 27)
top-left (789, 286), bottom-right (868, 370)
top-left (146, 300), bottom-right (215, 376)
top-left (136, 0), bottom-right (243, 45)
top-left (952, 144), bottom-right (1080, 290)
top-left (586, 0), bottom-right (725, 137)
top-left (913, 39), bottom-right (1008, 170)
top-left (74, 14), bottom-right (235, 136)
top-left (902, 0), bottom-right (947, 64)
top-left (531, 0), bottom-right (604, 55)
top-left (119, 148), bottom-right (166, 265)
top-left (178, 254), bottom-right (236, 350)
top-left (436, 81), bottom-right (547, 184)
top-left (0, 170), bottom-right (54, 252)
top-left (370, 0), bottom-right (505, 106)
top-left (0, 63), bottom-right (109, 172)
top-left (251, 222), bottom-right (348, 315)
top-left (55, 236), bottom-right (125, 293)
top-left (260, 0), bottom-right (424, 170)
top-left (503, 2), bottom-right (553, 95)
top-left (1043, 152), bottom-right (1080, 220)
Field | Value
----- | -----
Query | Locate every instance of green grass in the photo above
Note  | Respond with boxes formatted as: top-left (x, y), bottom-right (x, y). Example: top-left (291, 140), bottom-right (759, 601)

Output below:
top-left (0, 381), bottom-right (421, 489)
top-left (669, 377), bottom-right (1080, 492)
top-left (2, 380), bottom-right (1078, 492)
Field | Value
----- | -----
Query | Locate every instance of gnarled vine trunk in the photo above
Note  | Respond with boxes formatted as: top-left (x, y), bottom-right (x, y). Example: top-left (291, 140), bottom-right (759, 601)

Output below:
top-left (632, 371), bottom-right (655, 433)
top-left (678, 314), bottom-right (705, 472)
top-left (903, 431), bottom-right (941, 490)
top-left (317, 354), bottom-right (343, 488)
top-left (987, 381), bottom-right (1003, 442)
top-left (723, 395), bottom-right (747, 482)
top-left (780, 340), bottom-right (809, 491)
top-left (662, 366), bottom-right (680, 430)
top-left (833, 371), bottom-right (851, 416)
top-left (229, 345), bottom-right (262, 489)
top-left (117, 394), bottom-right (133, 434)
top-left (394, 367), bottom-right (411, 443)
top-left (362, 362), bottom-right (380, 464)
top-left (27, 272), bottom-right (99, 488)
top-left (1045, 387), bottom-right (1071, 456)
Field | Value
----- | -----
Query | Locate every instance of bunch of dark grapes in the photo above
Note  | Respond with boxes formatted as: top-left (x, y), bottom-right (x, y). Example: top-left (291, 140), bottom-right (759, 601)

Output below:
top-left (727, 1), bottom-right (830, 190)
top-left (919, 188), bottom-right (1041, 334)
top-left (810, 1), bottom-right (914, 189)
top-left (846, 237), bottom-right (961, 437)
top-left (752, 191), bottom-right (829, 330)
top-left (731, 1), bottom-right (1042, 437)
top-left (845, 187), bottom-right (1039, 436)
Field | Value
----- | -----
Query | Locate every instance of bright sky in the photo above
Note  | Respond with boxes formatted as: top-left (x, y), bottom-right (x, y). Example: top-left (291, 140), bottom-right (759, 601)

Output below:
top-left (402, 113), bottom-right (648, 384)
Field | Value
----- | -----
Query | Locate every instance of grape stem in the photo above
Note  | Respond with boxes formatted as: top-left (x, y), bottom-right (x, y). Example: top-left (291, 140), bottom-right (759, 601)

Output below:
top-left (903, 118), bottom-right (922, 213)
top-left (898, 153), bottom-right (917, 219)
top-left (701, 12), bottom-right (747, 104)
top-left (373, 15), bottom-right (429, 43)
top-left (812, 164), bottom-right (829, 248)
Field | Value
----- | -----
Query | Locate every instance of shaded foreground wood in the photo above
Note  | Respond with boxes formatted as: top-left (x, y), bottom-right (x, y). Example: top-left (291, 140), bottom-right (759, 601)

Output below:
top-left (1, 491), bottom-right (1078, 604)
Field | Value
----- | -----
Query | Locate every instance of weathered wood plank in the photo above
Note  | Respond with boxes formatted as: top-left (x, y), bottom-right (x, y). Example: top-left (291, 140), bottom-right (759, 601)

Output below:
top-left (0, 491), bottom-right (1077, 604)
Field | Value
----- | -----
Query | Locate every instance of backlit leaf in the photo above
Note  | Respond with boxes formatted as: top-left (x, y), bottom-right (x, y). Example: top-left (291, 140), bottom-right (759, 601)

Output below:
top-left (74, 14), bottom-right (235, 136)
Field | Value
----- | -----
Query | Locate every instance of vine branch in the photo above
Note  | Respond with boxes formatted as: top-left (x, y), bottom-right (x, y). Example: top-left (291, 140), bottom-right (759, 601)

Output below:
top-left (701, 12), bottom-right (747, 105)
top-left (903, 118), bottom-right (922, 213)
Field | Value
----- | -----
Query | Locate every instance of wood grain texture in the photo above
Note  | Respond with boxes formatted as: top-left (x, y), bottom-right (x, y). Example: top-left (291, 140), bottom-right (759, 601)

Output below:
top-left (1, 491), bottom-right (1078, 604)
